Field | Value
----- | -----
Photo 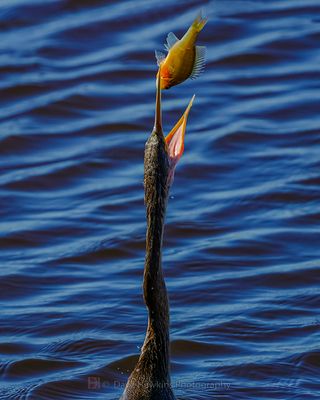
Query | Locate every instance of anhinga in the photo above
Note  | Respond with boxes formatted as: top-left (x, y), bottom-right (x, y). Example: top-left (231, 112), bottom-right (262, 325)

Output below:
top-left (121, 69), bottom-right (194, 400)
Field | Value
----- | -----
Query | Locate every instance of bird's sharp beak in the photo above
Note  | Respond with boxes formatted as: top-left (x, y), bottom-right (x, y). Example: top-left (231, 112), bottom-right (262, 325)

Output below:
top-left (165, 95), bottom-right (195, 166)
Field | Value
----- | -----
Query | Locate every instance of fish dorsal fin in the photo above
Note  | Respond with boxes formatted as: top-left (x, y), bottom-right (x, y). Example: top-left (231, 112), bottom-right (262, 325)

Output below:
top-left (164, 32), bottom-right (179, 51)
top-left (190, 45), bottom-right (206, 80)
top-left (155, 50), bottom-right (166, 66)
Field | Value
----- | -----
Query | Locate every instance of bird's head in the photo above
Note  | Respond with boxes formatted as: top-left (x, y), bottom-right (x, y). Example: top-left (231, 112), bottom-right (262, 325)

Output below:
top-left (151, 66), bottom-right (194, 188)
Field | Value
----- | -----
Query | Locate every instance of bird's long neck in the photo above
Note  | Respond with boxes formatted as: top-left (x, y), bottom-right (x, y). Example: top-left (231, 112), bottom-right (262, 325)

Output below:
top-left (138, 68), bottom-right (171, 383)
top-left (142, 155), bottom-right (170, 381)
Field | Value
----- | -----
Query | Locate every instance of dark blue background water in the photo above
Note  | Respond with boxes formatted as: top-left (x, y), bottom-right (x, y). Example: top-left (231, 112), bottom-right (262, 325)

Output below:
top-left (1, 1), bottom-right (319, 399)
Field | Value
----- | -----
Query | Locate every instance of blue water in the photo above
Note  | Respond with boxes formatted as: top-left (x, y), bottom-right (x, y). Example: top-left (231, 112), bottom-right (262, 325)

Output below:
top-left (0, 0), bottom-right (319, 399)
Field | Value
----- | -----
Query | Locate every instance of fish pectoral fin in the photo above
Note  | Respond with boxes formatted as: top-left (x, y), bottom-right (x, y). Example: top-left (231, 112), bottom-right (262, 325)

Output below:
top-left (155, 50), bottom-right (166, 66)
top-left (190, 45), bottom-right (206, 80)
top-left (164, 32), bottom-right (179, 51)
top-left (168, 64), bottom-right (175, 74)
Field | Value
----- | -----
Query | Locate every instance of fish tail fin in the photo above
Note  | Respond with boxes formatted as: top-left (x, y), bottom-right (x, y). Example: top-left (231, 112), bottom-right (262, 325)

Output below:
top-left (192, 10), bottom-right (208, 32)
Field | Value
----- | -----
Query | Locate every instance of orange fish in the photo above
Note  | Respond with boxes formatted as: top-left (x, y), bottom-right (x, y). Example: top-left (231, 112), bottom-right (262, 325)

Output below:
top-left (155, 13), bottom-right (207, 90)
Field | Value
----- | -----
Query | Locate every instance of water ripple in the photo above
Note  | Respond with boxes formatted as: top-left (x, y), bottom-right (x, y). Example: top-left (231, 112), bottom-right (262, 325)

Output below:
top-left (1, 0), bottom-right (320, 399)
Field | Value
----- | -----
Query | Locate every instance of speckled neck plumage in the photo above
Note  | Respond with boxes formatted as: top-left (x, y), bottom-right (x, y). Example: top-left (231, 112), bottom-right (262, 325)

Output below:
top-left (121, 73), bottom-right (175, 400)
top-left (142, 126), bottom-right (170, 377)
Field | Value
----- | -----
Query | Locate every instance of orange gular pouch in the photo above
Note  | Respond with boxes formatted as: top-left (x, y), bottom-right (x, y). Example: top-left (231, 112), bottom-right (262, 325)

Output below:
top-left (165, 95), bottom-right (195, 186)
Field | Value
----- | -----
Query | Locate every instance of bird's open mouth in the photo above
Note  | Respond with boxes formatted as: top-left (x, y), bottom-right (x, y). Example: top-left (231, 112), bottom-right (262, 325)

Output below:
top-left (165, 94), bottom-right (195, 166)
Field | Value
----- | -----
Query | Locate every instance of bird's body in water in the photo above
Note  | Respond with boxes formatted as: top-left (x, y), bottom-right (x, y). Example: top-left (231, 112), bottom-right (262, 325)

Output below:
top-left (121, 70), bottom-right (194, 399)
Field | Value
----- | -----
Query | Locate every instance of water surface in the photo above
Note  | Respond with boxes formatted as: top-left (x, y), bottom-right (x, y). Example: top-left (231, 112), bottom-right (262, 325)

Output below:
top-left (1, 0), bottom-right (320, 399)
